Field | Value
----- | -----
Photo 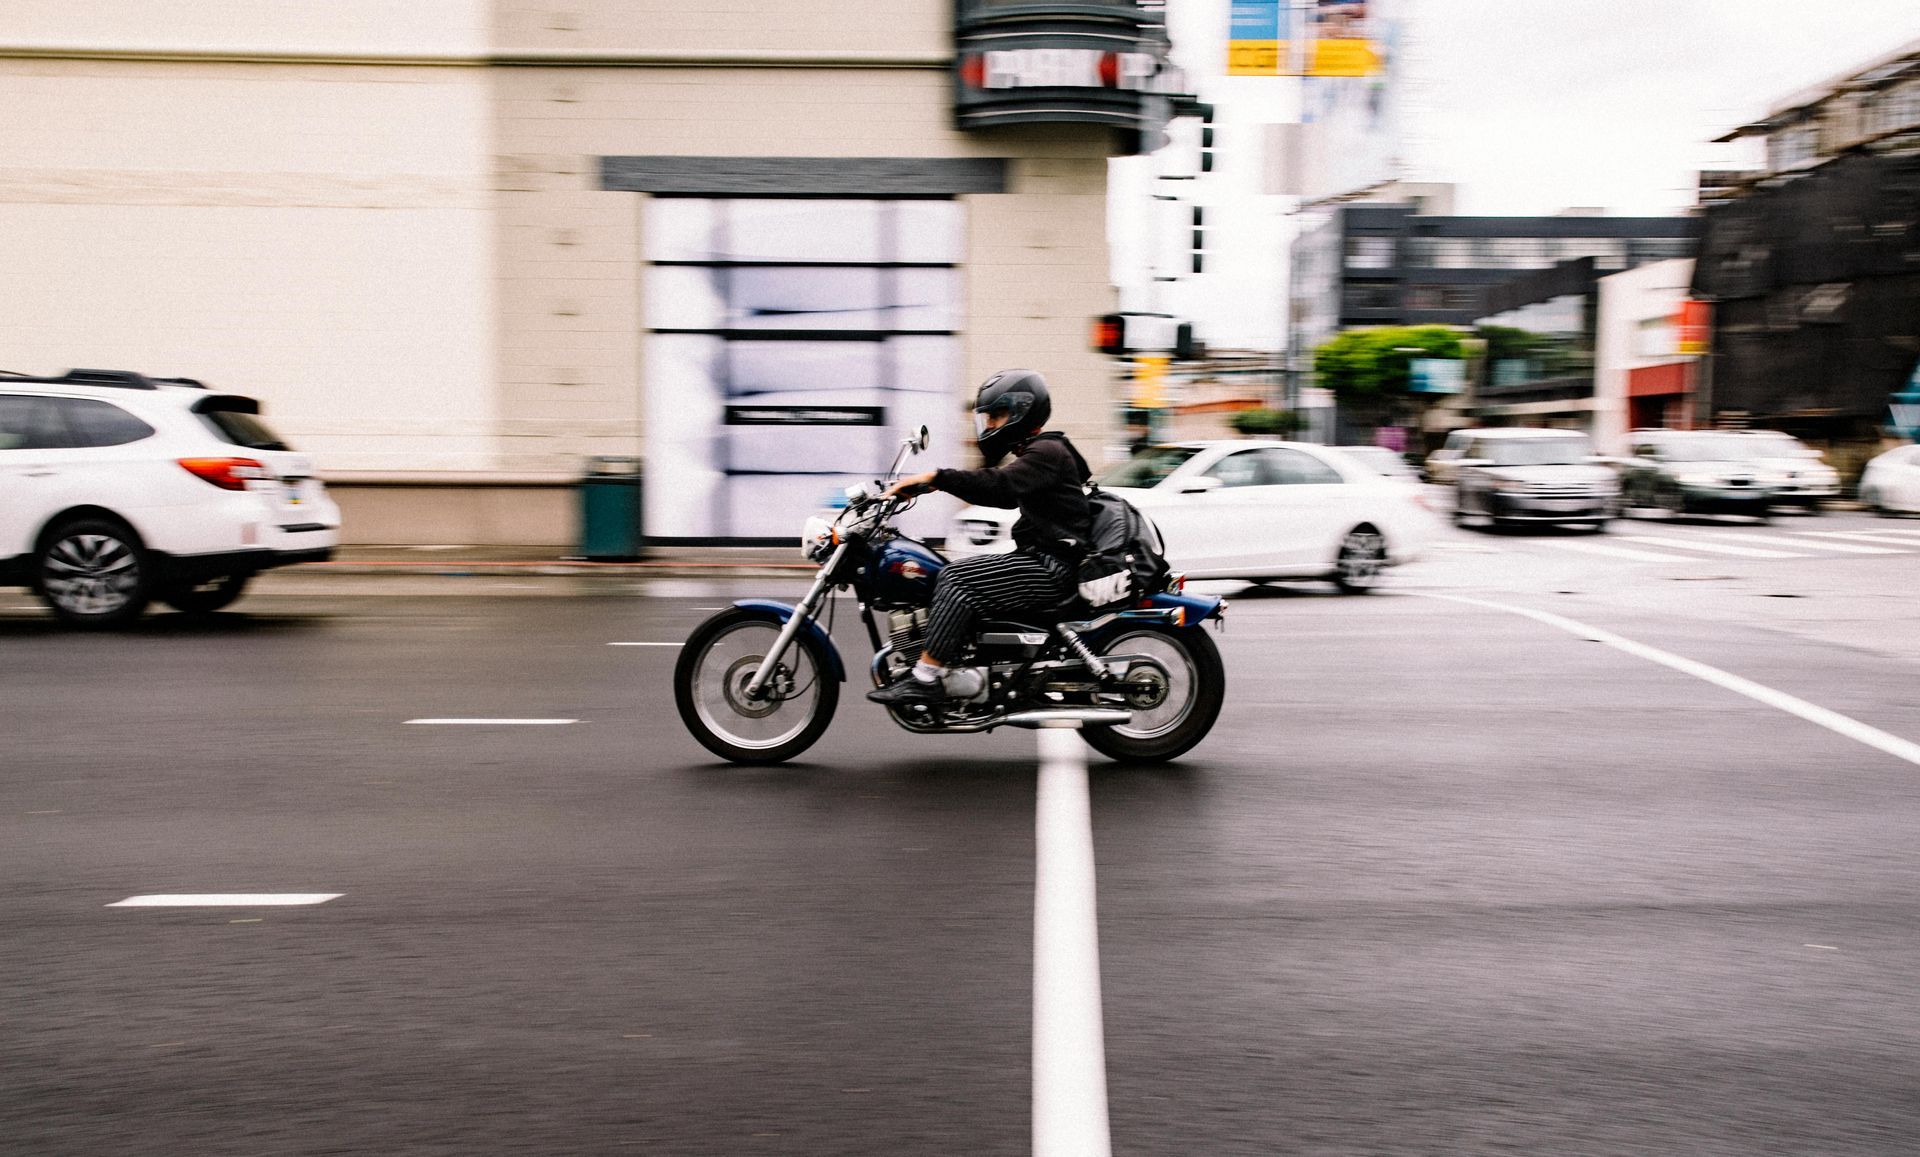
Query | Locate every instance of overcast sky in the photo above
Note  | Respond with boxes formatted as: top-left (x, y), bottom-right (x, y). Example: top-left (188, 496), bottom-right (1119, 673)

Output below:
top-left (1135, 0), bottom-right (1920, 347)
top-left (1392, 0), bottom-right (1920, 214)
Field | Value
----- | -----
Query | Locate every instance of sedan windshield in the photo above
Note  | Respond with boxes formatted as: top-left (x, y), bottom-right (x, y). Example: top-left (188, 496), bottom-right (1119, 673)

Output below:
top-left (1657, 436), bottom-right (1765, 462)
top-left (1487, 436), bottom-right (1593, 466)
top-left (1099, 446), bottom-right (1201, 489)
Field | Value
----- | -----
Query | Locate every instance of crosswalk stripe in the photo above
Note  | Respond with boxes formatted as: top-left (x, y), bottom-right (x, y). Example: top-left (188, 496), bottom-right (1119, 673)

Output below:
top-left (1541, 540), bottom-right (1690, 563)
top-left (1615, 535), bottom-right (1805, 559)
top-left (1796, 530), bottom-right (1920, 547)
top-left (1705, 532), bottom-right (1903, 555)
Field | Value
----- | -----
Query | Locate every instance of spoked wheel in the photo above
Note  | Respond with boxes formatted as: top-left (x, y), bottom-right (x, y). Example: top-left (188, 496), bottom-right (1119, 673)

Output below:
top-left (36, 519), bottom-right (151, 629)
top-left (1081, 624), bottom-right (1224, 764)
top-left (1332, 525), bottom-right (1388, 594)
top-left (674, 607), bottom-right (838, 765)
top-left (162, 573), bottom-right (251, 614)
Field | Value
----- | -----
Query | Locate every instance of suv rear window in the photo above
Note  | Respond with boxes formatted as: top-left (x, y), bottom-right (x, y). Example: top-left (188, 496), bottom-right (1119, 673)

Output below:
top-left (54, 397), bottom-right (156, 447)
top-left (198, 408), bottom-right (291, 451)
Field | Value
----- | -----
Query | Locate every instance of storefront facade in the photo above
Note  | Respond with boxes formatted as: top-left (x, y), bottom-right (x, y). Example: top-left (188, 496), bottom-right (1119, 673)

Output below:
top-left (1, 0), bottom-right (1183, 543)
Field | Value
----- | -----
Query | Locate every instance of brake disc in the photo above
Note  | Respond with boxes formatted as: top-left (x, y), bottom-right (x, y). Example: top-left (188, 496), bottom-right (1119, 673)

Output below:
top-left (723, 656), bottom-right (793, 718)
top-left (1120, 662), bottom-right (1171, 711)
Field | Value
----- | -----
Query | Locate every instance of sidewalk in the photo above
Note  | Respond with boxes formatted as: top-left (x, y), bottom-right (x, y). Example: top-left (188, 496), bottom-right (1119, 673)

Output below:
top-left (301, 544), bottom-right (816, 578)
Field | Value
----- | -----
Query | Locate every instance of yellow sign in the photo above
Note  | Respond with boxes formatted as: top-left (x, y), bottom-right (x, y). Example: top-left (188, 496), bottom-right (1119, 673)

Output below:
top-left (1131, 355), bottom-right (1170, 410)
top-left (1306, 38), bottom-right (1381, 77)
top-left (1228, 40), bottom-right (1282, 76)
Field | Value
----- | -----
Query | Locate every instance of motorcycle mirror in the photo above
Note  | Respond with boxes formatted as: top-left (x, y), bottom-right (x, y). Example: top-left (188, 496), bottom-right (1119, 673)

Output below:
top-left (916, 425), bottom-right (931, 452)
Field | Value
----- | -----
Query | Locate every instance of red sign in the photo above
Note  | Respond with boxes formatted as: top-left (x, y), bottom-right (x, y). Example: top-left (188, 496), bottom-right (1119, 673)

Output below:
top-left (1676, 300), bottom-right (1711, 356)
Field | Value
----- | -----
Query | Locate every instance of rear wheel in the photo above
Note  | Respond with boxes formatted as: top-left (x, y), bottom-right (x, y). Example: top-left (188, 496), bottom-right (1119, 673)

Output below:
top-left (161, 573), bottom-right (251, 614)
top-left (1082, 624), bottom-right (1224, 764)
top-left (36, 518), bottom-right (151, 629)
top-left (1332, 525), bottom-right (1387, 593)
top-left (674, 607), bottom-right (838, 765)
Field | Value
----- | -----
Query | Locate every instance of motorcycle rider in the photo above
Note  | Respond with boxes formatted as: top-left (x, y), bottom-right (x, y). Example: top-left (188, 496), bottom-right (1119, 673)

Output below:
top-left (869, 369), bottom-right (1093, 706)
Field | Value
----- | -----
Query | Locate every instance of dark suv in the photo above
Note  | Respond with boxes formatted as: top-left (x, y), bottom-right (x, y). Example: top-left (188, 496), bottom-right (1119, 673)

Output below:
top-left (1452, 429), bottom-right (1618, 531)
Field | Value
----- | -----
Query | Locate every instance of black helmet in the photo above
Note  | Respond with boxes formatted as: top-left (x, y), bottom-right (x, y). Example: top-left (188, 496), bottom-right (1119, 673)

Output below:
top-left (973, 369), bottom-right (1052, 465)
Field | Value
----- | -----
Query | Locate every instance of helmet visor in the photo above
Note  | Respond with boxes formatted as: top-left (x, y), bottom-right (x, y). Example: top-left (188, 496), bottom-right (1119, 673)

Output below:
top-left (973, 410), bottom-right (992, 440)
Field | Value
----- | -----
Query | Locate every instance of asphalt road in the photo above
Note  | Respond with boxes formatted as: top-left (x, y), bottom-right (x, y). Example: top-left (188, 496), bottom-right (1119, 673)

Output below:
top-left (5, 510), bottom-right (1920, 1155)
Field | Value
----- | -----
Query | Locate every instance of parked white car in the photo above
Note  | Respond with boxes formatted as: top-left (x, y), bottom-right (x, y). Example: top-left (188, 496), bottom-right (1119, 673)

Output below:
top-left (0, 368), bottom-right (340, 627)
top-left (1724, 429), bottom-right (1841, 511)
top-left (1859, 443), bottom-right (1920, 515)
top-left (947, 440), bottom-right (1440, 593)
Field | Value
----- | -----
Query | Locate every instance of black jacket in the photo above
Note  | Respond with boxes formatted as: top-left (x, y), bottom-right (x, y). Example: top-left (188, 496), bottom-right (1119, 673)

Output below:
top-left (933, 433), bottom-right (1093, 560)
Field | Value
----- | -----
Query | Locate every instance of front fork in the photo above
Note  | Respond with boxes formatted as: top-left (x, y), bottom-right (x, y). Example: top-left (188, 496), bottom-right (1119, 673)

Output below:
top-left (743, 542), bottom-right (847, 699)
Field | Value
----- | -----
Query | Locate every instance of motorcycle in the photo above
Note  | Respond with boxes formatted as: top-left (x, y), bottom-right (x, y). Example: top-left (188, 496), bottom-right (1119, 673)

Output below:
top-left (673, 427), bottom-right (1227, 766)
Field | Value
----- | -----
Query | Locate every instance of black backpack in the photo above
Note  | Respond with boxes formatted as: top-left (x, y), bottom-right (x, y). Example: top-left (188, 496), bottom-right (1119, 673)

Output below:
top-left (1075, 484), bottom-right (1172, 611)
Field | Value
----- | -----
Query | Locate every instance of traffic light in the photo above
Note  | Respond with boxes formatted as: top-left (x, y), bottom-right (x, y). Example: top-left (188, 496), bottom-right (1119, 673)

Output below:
top-left (1190, 205), bottom-right (1205, 274)
top-left (1197, 103), bottom-right (1215, 174)
top-left (1092, 313), bottom-right (1126, 356)
top-left (1174, 322), bottom-right (1197, 361)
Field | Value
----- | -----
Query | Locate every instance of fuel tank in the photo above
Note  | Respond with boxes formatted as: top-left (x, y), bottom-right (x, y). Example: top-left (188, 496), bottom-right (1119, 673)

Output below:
top-left (869, 538), bottom-right (947, 606)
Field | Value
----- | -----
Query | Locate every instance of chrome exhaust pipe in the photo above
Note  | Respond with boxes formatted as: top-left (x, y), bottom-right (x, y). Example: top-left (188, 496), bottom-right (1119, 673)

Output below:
top-left (1000, 708), bottom-right (1134, 729)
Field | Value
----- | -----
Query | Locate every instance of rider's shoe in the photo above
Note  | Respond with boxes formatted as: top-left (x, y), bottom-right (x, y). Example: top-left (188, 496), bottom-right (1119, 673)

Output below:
top-left (867, 673), bottom-right (948, 706)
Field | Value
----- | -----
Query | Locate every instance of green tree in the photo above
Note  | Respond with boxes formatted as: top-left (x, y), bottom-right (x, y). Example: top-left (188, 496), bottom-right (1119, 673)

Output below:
top-left (1312, 325), bottom-right (1464, 401)
top-left (1228, 408), bottom-right (1303, 437)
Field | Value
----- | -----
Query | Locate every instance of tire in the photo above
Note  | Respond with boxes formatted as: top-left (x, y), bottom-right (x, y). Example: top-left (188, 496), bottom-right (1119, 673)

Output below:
top-left (1082, 624), bottom-right (1225, 764)
top-left (1583, 519), bottom-right (1611, 534)
top-left (161, 573), bottom-right (251, 614)
top-left (1655, 485), bottom-right (1687, 518)
top-left (673, 607), bottom-right (838, 765)
top-left (1331, 525), bottom-right (1388, 594)
top-left (35, 517), bottom-right (152, 629)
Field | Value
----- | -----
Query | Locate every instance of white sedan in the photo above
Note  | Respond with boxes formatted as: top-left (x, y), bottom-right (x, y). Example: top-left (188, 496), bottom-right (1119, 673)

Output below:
top-left (1860, 444), bottom-right (1920, 515)
top-left (946, 440), bottom-right (1442, 593)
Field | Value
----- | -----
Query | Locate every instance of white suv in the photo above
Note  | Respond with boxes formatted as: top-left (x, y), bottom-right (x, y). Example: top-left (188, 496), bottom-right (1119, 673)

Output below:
top-left (0, 368), bottom-right (340, 627)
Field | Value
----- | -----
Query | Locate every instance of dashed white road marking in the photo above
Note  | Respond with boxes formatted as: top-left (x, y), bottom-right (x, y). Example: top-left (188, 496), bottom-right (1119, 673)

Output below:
top-left (1540, 540), bottom-right (1690, 563)
top-left (1706, 532), bottom-right (1902, 555)
top-left (404, 718), bottom-right (579, 725)
top-left (607, 641), bottom-right (682, 647)
top-left (1419, 593), bottom-right (1920, 769)
top-left (108, 893), bottom-right (342, 908)
top-left (1797, 530), bottom-right (1920, 547)
top-left (1032, 726), bottom-right (1113, 1157)
top-left (1615, 535), bottom-right (1805, 559)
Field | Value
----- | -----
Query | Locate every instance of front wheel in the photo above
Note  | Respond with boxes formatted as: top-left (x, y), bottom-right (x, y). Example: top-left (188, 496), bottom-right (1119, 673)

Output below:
top-left (674, 607), bottom-right (838, 765)
top-left (36, 518), bottom-right (152, 628)
top-left (1082, 624), bottom-right (1225, 764)
top-left (1332, 525), bottom-right (1387, 593)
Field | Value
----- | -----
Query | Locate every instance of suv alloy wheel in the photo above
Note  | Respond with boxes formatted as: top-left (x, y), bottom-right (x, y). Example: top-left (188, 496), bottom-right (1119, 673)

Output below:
top-left (36, 518), bottom-right (152, 628)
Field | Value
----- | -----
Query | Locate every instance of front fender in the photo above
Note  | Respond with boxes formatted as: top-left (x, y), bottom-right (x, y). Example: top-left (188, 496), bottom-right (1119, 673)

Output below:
top-left (1135, 591), bottom-right (1224, 626)
top-left (732, 599), bottom-right (846, 682)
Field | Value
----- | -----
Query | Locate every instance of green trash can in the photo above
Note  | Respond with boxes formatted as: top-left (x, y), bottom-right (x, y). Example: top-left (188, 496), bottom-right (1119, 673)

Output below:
top-left (578, 456), bottom-right (643, 560)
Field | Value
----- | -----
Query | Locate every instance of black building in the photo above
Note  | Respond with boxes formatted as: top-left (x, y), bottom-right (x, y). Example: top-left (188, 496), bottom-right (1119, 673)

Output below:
top-left (1291, 204), bottom-right (1699, 357)
top-left (1692, 143), bottom-right (1920, 436)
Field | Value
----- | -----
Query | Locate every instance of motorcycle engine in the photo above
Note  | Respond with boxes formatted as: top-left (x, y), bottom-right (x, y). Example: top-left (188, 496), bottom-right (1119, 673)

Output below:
top-left (887, 608), bottom-right (928, 655)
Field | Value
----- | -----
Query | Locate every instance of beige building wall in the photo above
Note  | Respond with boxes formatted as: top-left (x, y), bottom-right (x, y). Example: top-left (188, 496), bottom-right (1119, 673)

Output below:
top-left (2, 1), bottom-right (1135, 542)
top-left (0, 0), bottom-right (499, 473)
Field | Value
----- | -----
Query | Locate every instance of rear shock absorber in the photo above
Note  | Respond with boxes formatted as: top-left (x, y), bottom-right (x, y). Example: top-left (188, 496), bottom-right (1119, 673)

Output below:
top-left (1056, 625), bottom-right (1108, 681)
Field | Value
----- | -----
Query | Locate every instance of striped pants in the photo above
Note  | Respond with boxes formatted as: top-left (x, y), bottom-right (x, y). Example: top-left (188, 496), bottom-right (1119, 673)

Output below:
top-left (924, 549), bottom-right (1072, 664)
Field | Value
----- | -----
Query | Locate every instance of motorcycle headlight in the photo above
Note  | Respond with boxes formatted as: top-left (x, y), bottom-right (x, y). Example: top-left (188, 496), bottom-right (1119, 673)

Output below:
top-left (800, 515), bottom-right (834, 560)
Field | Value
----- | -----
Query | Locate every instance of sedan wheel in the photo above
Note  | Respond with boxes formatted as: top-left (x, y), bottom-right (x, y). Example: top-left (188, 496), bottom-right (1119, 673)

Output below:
top-left (37, 519), bottom-right (151, 628)
top-left (1333, 527), bottom-right (1387, 594)
top-left (162, 573), bottom-right (251, 615)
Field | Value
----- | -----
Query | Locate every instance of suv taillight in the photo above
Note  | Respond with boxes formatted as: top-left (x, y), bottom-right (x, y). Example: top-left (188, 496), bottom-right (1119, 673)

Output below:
top-left (178, 457), bottom-right (268, 491)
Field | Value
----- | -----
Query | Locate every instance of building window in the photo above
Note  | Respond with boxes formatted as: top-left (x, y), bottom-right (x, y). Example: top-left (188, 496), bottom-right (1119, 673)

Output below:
top-left (643, 198), bottom-right (963, 539)
top-left (1769, 123), bottom-right (1819, 170)
top-left (1342, 281), bottom-right (1399, 311)
top-left (1344, 235), bottom-right (1396, 269)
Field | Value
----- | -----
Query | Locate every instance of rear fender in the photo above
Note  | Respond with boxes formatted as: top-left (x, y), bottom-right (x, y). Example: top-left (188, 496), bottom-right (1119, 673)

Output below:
top-left (731, 599), bottom-right (846, 682)
top-left (1128, 591), bottom-right (1224, 627)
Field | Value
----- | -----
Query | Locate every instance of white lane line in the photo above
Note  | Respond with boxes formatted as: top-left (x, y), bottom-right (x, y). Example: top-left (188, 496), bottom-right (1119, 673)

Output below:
top-left (1418, 593), bottom-right (1920, 769)
top-left (1703, 532), bottom-right (1902, 555)
top-left (1615, 535), bottom-right (1805, 559)
top-left (1796, 530), bottom-right (1920, 546)
top-left (108, 893), bottom-right (342, 908)
top-left (607, 641), bottom-right (682, 646)
top-left (1539, 540), bottom-right (1690, 563)
top-left (1032, 726), bottom-right (1113, 1157)
top-left (403, 718), bottom-right (579, 725)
